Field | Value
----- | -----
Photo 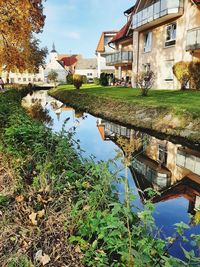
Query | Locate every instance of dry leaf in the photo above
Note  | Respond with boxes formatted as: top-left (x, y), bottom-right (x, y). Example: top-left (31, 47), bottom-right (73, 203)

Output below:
top-left (15, 195), bottom-right (24, 203)
top-left (29, 212), bottom-right (37, 226)
top-left (75, 245), bottom-right (81, 253)
top-left (40, 254), bottom-right (50, 266)
top-left (37, 209), bottom-right (45, 218)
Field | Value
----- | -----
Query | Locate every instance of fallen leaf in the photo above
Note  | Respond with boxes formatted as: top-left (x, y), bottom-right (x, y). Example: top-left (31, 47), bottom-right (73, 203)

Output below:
top-left (37, 209), bottom-right (45, 218)
top-left (29, 212), bottom-right (37, 226)
top-left (15, 195), bottom-right (24, 203)
top-left (40, 254), bottom-right (50, 266)
top-left (75, 245), bottom-right (81, 253)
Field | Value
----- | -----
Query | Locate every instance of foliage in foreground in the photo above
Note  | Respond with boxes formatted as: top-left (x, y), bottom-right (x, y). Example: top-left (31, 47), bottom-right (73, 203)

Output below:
top-left (0, 90), bottom-right (200, 266)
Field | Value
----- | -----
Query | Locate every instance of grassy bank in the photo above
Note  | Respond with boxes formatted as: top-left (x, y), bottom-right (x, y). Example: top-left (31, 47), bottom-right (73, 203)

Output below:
top-left (0, 90), bottom-right (200, 266)
top-left (49, 85), bottom-right (200, 141)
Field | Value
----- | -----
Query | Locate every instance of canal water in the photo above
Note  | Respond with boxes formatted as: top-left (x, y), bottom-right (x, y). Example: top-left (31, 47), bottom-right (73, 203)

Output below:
top-left (22, 90), bottom-right (200, 259)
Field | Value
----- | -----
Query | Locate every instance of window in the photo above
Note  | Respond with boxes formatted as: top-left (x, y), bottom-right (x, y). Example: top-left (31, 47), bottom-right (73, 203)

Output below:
top-left (87, 73), bottom-right (93, 77)
top-left (164, 60), bottom-right (174, 81)
top-left (23, 78), bottom-right (26, 82)
top-left (143, 63), bottom-right (151, 72)
top-left (165, 23), bottom-right (176, 47)
top-left (10, 78), bottom-right (15, 83)
top-left (158, 144), bottom-right (168, 165)
top-left (18, 78), bottom-right (21, 81)
top-left (144, 32), bottom-right (152, 52)
top-left (28, 78), bottom-right (31, 82)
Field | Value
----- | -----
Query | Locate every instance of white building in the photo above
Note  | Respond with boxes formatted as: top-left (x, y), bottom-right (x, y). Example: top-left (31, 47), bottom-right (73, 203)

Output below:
top-left (44, 44), bottom-right (68, 83)
top-left (96, 31), bottom-right (117, 78)
top-left (75, 58), bottom-right (98, 82)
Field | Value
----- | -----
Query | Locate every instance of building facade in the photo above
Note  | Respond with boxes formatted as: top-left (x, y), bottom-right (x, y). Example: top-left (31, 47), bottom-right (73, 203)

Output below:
top-left (131, 0), bottom-right (200, 89)
top-left (96, 31), bottom-right (117, 77)
top-left (105, 7), bottom-right (134, 81)
top-left (75, 58), bottom-right (98, 82)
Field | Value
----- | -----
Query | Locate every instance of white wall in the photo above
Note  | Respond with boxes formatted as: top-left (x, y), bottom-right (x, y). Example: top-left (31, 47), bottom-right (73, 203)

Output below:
top-left (75, 69), bottom-right (98, 80)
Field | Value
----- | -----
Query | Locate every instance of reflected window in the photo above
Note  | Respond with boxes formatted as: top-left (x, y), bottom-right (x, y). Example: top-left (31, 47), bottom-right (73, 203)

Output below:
top-left (158, 144), bottom-right (167, 165)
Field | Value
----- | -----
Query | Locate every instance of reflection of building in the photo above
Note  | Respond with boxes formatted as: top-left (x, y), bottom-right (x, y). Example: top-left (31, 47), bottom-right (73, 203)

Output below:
top-left (96, 119), bottom-right (200, 217)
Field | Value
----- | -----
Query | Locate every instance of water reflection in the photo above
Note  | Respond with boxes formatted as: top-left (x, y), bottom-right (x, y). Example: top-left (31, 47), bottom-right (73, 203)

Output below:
top-left (97, 119), bottom-right (200, 224)
top-left (22, 91), bottom-right (200, 258)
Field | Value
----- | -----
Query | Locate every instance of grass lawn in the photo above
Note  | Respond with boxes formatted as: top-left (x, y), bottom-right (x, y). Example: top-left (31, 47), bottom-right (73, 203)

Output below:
top-left (52, 84), bottom-right (200, 117)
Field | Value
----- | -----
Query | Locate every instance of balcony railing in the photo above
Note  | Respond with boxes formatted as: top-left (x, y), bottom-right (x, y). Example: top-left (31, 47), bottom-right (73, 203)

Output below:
top-left (186, 27), bottom-right (200, 51)
top-left (106, 51), bottom-right (133, 66)
top-left (132, 0), bottom-right (184, 30)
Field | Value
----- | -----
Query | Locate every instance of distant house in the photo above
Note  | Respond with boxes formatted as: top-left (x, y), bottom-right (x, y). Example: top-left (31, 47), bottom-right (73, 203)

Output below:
top-left (96, 31), bottom-right (117, 77)
top-left (75, 57), bottom-right (98, 82)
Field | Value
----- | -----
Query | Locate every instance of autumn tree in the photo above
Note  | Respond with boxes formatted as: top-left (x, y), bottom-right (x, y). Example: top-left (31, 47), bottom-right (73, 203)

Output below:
top-left (0, 0), bottom-right (46, 80)
top-left (48, 71), bottom-right (58, 87)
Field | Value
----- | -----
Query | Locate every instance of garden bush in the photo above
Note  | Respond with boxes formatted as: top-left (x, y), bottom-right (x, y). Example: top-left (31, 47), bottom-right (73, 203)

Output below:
top-left (100, 73), bottom-right (109, 86)
top-left (93, 77), bottom-right (100, 85)
top-left (135, 70), bottom-right (155, 96)
top-left (73, 74), bottom-right (83, 89)
top-left (82, 75), bottom-right (88, 84)
top-left (189, 61), bottom-right (200, 90)
top-left (66, 74), bottom-right (74, 84)
top-left (173, 61), bottom-right (190, 90)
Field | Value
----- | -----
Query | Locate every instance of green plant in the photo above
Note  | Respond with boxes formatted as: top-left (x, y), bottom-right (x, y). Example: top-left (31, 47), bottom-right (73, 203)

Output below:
top-left (100, 73), bottom-right (109, 86)
top-left (94, 77), bottom-right (100, 85)
top-left (189, 61), bottom-right (200, 90)
top-left (173, 61), bottom-right (190, 90)
top-left (66, 74), bottom-right (73, 84)
top-left (73, 74), bottom-right (83, 89)
top-left (82, 75), bottom-right (87, 84)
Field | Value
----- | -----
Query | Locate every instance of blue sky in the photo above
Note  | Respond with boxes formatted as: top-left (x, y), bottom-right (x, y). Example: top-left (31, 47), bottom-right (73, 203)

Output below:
top-left (39, 0), bottom-right (134, 58)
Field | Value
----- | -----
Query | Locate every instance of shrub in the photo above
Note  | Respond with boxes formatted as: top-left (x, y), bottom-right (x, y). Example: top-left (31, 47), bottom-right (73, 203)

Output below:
top-left (73, 74), bottom-right (83, 89)
top-left (82, 75), bottom-right (87, 84)
top-left (93, 77), bottom-right (100, 85)
top-left (135, 70), bottom-right (155, 96)
top-left (66, 74), bottom-right (73, 85)
top-left (173, 61), bottom-right (190, 90)
top-left (100, 73), bottom-right (109, 86)
top-left (189, 61), bottom-right (200, 90)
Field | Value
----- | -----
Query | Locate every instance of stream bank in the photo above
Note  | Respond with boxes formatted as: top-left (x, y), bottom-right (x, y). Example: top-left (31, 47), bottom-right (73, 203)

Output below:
top-left (49, 88), bottom-right (200, 143)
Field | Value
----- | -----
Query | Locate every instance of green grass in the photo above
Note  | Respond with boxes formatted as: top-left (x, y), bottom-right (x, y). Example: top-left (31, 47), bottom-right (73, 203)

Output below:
top-left (52, 84), bottom-right (200, 117)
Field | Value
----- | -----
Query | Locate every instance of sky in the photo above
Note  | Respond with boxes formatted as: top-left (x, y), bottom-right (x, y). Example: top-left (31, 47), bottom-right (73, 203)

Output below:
top-left (38, 0), bottom-right (135, 58)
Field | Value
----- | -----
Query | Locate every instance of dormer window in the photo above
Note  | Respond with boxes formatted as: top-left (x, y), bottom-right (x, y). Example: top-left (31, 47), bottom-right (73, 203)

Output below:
top-left (165, 23), bottom-right (177, 47)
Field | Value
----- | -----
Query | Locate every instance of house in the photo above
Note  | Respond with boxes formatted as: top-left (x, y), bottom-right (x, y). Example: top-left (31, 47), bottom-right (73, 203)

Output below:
top-left (44, 44), bottom-right (69, 83)
top-left (105, 6), bottom-right (134, 82)
top-left (75, 58), bottom-right (98, 82)
top-left (131, 0), bottom-right (200, 89)
top-left (1, 66), bottom-right (45, 85)
top-left (96, 31), bottom-right (117, 77)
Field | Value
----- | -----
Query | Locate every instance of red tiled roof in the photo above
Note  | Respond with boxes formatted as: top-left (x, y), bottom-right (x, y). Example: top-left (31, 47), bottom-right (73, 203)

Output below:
top-left (60, 56), bottom-right (78, 67)
top-left (110, 20), bottom-right (131, 44)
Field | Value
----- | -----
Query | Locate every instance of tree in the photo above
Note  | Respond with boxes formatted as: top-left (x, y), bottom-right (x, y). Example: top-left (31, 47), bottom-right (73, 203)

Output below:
top-left (135, 70), bottom-right (155, 96)
top-left (48, 71), bottom-right (58, 87)
top-left (0, 0), bottom-right (46, 78)
top-left (173, 61), bottom-right (190, 90)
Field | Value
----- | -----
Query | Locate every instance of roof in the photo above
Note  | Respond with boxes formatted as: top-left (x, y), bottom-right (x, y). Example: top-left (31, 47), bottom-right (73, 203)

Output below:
top-left (96, 31), bottom-right (117, 53)
top-left (59, 55), bottom-right (78, 67)
top-left (109, 20), bottom-right (132, 44)
top-left (124, 5), bottom-right (135, 15)
top-left (76, 58), bottom-right (97, 70)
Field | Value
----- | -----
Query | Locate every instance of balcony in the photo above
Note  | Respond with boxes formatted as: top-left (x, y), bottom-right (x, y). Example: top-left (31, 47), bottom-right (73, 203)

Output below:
top-left (186, 27), bottom-right (200, 52)
top-left (106, 51), bottom-right (133, 66)
top-left (132, 0), bottom-right (184, 31)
